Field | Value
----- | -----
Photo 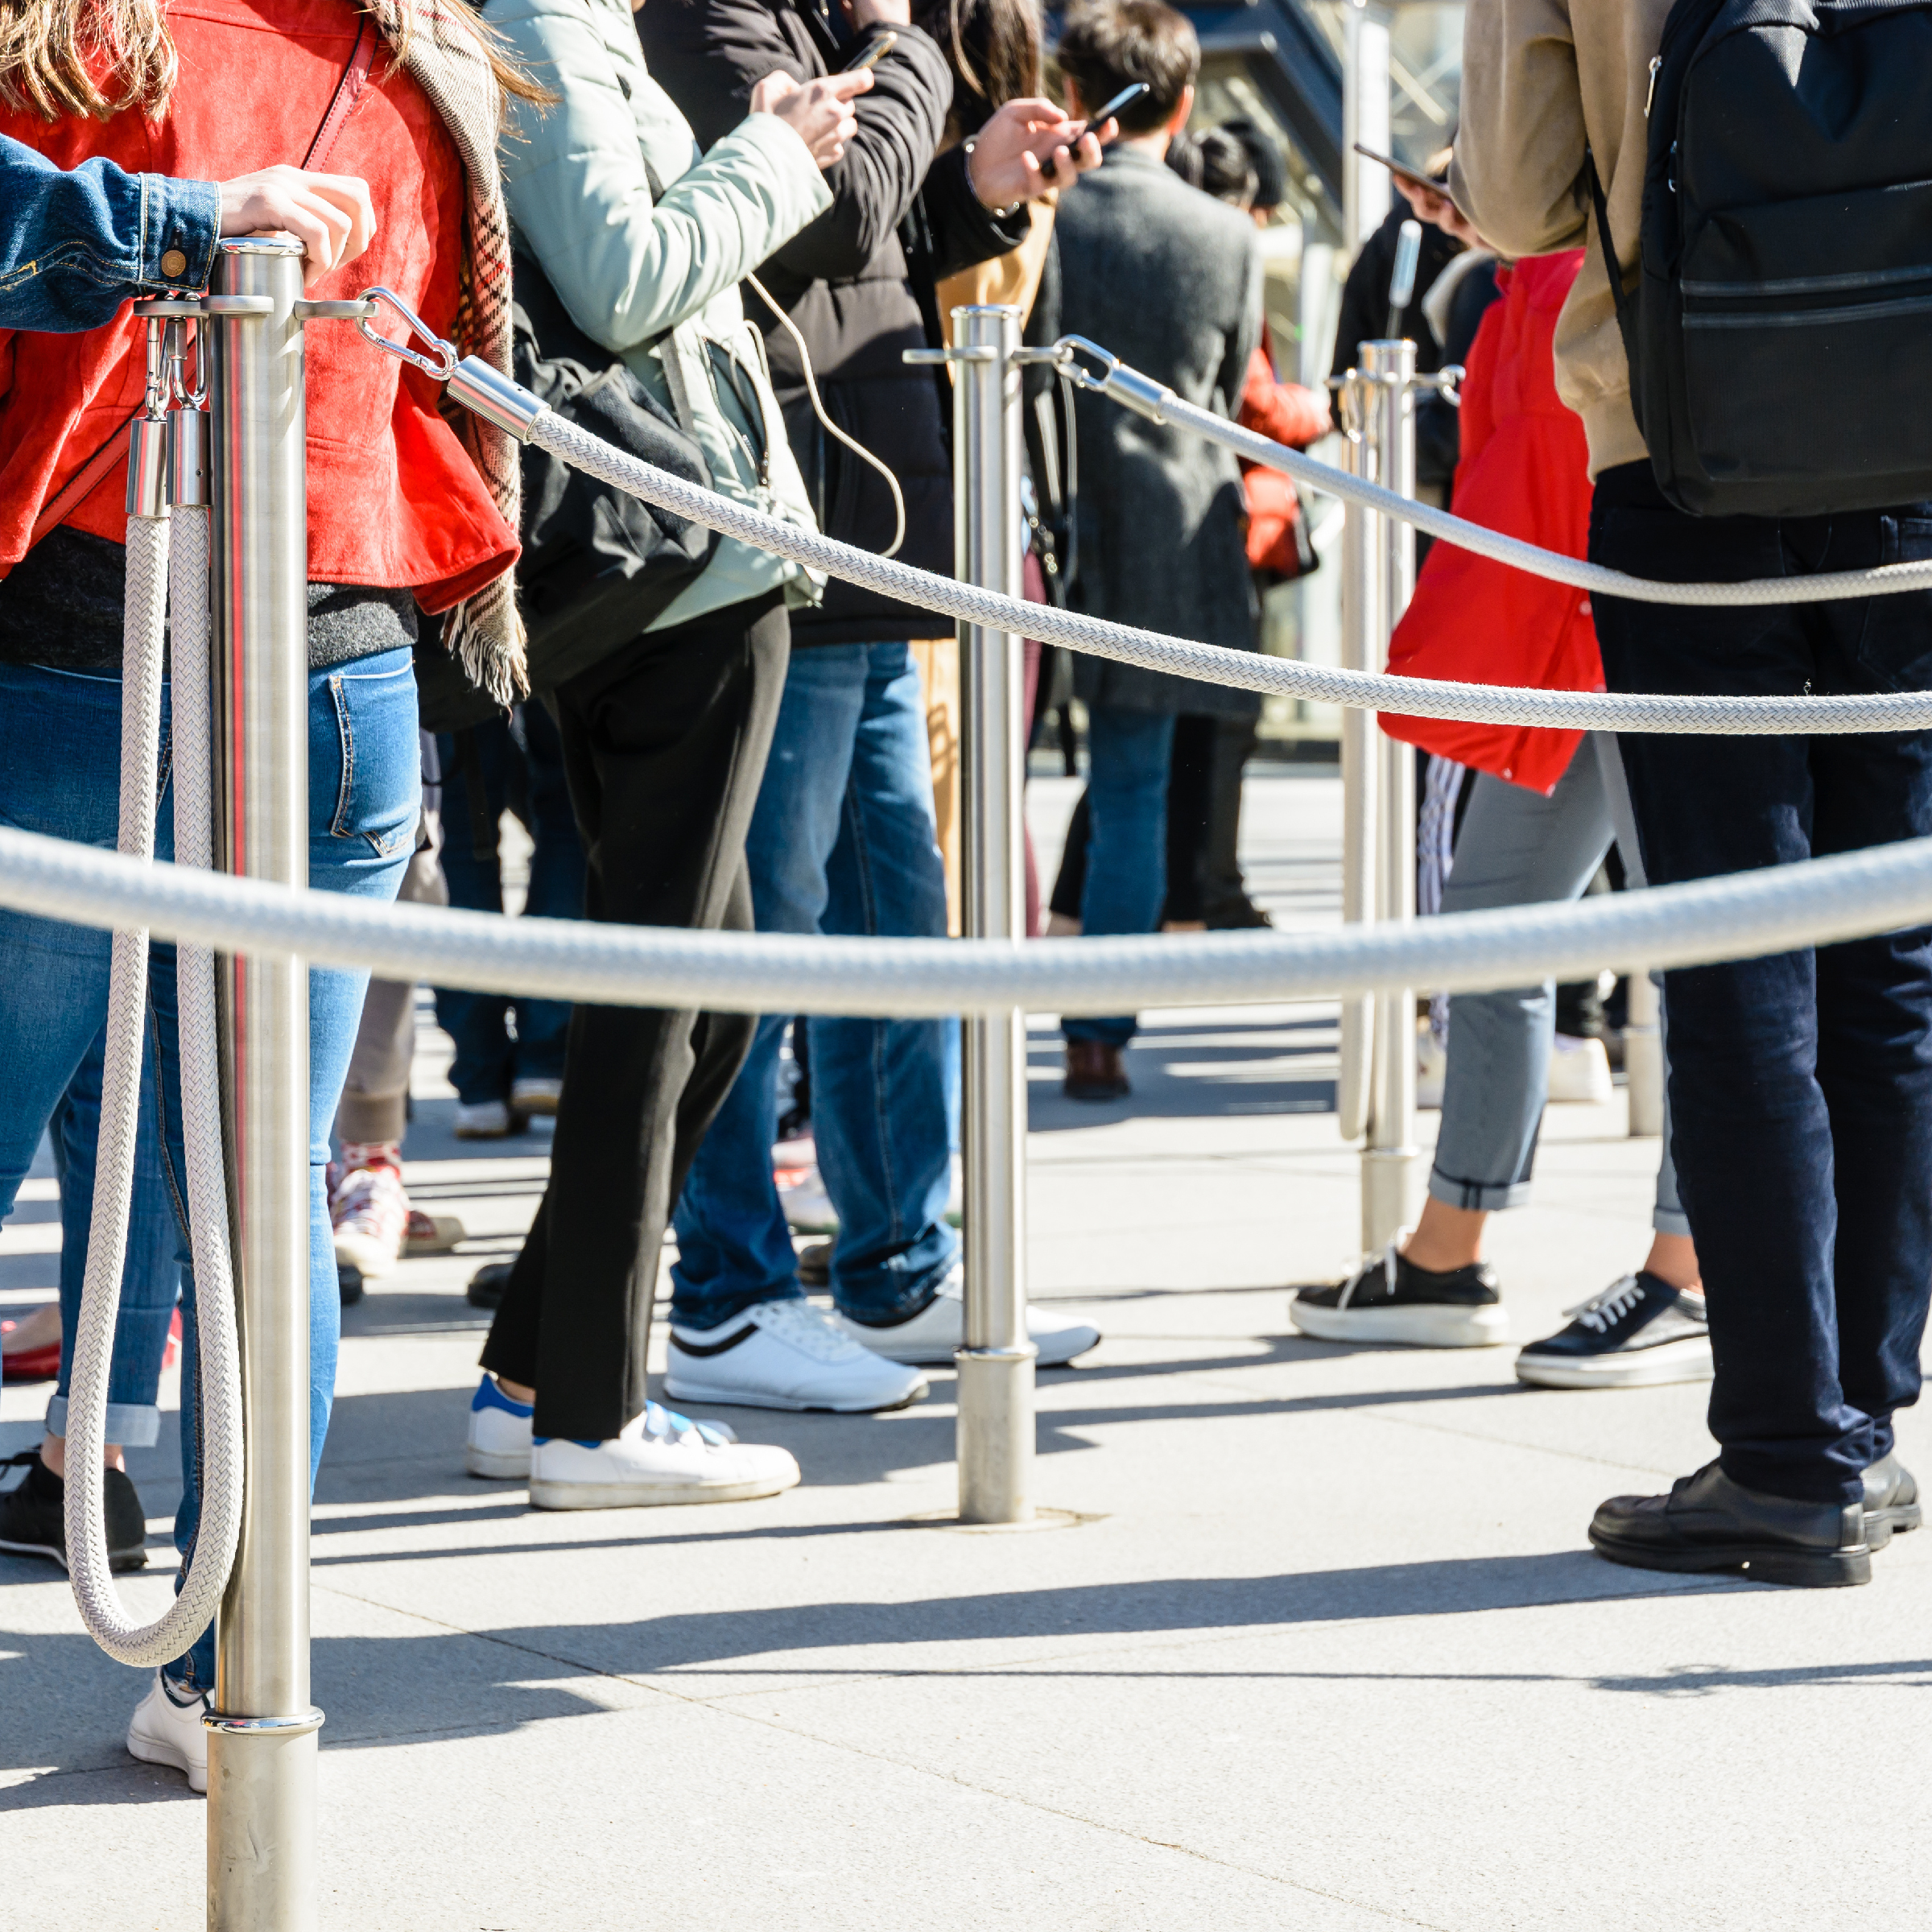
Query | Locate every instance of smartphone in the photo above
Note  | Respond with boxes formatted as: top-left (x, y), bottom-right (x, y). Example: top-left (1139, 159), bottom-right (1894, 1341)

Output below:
top-left (1081, 80), bottom-right (1150, 130)
top-left (843, 31), bottom-right (896, 72)
top-left (1353, 141), bottom-right (1449, 192)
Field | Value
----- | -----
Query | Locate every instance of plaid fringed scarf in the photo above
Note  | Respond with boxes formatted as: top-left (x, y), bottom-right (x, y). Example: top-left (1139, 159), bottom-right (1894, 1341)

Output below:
top-left (362, 0), bottom-right (526, 704)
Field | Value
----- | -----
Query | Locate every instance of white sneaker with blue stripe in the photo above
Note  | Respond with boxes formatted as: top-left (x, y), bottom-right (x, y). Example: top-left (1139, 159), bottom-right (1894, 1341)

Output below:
top-left (466, 1374), bottom-right (753, 1484)
top-left (530, 1402), bottom-right (800, 1510)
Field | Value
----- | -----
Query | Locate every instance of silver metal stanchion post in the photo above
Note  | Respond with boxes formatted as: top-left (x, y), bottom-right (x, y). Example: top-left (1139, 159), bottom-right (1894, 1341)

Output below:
top-left (1358, 339), bottom-right (1422, 1251)
top-left (204, 235), bottom-right (321, 1932)
top-left (951, 304), bottom-right (1034, 1524)
top-left (1335, 370), bottom-right (1379, 1144)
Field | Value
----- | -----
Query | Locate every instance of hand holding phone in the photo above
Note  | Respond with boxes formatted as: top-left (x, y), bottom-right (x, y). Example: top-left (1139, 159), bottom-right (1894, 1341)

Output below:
top-left (843, 31), bottom-right (896, 72)
top-left (1066, 80), bottom-right (1149, 142)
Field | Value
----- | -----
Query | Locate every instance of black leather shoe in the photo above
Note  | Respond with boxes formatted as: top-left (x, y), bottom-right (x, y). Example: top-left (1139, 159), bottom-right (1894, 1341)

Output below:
top-left (1864, 1451), bottom-right (1922, 1550)
top-left (467, 1261), bottom-right (513, 1311)
top-left (1590, 1459), bottom-right (1869, 1587)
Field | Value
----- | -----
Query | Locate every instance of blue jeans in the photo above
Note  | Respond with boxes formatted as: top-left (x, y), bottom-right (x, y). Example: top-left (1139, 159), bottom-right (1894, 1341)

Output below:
top-left (42, 1037), bottom-right (183, 1449)
top-left (671, 642), bottom-right (959, 1327)
top-left (1430, 734), bottom-right (1686, 1236)
top-left (433, 706), bottom-right (582, 1104)
top-left (1592, 462), bottom-right (1932, 1506)
top-left (1063, 706), bottom-right (1177, 1049)
top-left (0, 652), bottom-right (419, 1686)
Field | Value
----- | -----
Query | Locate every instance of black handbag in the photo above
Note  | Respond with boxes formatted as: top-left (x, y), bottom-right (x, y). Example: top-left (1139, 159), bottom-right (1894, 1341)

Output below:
top-left (510, 246), bottom-right (719, 691)
top-left (417, 252), bottom-right (720, 729)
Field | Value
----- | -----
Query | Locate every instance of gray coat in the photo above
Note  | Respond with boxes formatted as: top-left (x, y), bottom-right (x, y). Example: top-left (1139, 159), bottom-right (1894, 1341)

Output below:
top-left (1054, 145), bottom-right (1264, 717)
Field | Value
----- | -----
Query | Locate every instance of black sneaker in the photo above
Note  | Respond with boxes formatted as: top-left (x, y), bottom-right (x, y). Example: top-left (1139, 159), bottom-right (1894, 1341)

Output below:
top-left (1514, 1272), bottom-right (1711, 1389)
top-left (1289, 1242), bottom-right (1506, 1348)
top-left (1864, 1451), bottom-right (1922, 1551)
top-left (1591, 1459), bottom-right (1869, 1588)
top-left (0, 1449), bottom-right (149, 1572)
top-left (796, 1240), bottom-right (832, 1290)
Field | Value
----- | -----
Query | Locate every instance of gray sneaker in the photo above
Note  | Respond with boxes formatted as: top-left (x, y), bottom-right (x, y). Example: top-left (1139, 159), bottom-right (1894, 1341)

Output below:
top-left (1514, 1273), bottom-right (1711, 1389)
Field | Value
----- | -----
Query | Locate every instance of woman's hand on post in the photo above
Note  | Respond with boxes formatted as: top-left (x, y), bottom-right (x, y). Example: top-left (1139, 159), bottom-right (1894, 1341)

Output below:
top-left (751, 70), bottom-right (873, 171)
top-left (217, 165), bottom-right (377, 290)
top-left (966, 97), bottom-right (1105, 209)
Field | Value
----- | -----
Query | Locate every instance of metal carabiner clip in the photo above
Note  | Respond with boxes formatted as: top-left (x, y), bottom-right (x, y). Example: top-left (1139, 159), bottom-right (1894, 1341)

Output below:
top-left (1051, 334), bottom-right (1122, 397)
top-left (357, 287), bottom-right (459, 382)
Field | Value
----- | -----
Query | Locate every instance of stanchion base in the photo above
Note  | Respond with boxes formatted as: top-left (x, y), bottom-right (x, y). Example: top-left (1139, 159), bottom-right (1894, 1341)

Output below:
top-left (955, 1345), bottom-right (1036, 1525)
top-left (902, 1507), bottom-right (1096, 1534)
top-left (1361, 1146), bottom-right (1423, 1253)
top-left (208, 1727), bottom-right (319, 1932)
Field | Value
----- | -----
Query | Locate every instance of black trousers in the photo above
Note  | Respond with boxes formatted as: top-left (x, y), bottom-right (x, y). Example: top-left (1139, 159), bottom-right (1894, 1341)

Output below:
top-left (481, 593), bottom-right (789, 1440)
top-left (1591, 462), bottom-right (1932, 1504)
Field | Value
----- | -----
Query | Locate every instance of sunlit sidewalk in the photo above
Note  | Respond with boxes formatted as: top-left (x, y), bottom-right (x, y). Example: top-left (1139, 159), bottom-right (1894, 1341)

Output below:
top-left (4, 771), bottom-right (1926, 1930)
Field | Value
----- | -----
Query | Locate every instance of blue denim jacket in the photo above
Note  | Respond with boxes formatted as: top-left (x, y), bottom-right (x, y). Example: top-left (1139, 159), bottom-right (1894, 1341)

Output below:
top-left (0, 134), bottom-right (218, 332)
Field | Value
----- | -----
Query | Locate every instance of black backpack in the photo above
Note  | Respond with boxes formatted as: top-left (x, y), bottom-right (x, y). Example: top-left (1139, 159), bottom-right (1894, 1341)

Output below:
top-left (1591, 0), bottom-right (1932, 518)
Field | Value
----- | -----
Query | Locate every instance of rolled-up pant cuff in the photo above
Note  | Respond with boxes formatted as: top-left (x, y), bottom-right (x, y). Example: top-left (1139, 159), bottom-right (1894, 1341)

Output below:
top-left (43, 1393), bottom-right (162, 1448)
top-left (1427, 1170), bottom-right (1533, 1215)
top-left (335, 1093), bottom-right (407, 1146)
top-left (1653, 1206), bottom-right (1692, 1239)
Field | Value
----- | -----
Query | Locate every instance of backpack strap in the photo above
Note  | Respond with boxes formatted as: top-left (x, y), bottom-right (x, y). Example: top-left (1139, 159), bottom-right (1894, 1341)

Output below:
top-left (1583, 146), bottom-right (1641, 384)
top-left (24, 15), bottom-right (378, 555)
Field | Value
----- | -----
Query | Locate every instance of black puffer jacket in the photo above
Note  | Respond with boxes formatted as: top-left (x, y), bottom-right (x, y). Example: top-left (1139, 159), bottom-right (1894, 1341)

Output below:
top-left (640, 0), bottom-right (1030, 645)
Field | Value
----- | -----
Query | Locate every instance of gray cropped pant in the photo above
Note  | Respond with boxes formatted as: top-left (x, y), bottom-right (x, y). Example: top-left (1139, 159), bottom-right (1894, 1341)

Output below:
top-left (1428, 733), bottom-right (1686, 1236)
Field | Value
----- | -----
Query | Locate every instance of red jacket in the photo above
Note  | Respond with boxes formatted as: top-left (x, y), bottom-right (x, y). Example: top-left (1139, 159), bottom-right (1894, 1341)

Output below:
top-left (1379, 250), bottom-right (1600, 795)
top-left (0, 0), bottom-right (516, 608)
top-left (1236, 342), bottom-right (1327, 579)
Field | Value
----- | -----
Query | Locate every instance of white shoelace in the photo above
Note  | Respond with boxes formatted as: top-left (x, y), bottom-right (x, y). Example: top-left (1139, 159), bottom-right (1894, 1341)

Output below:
top-left (756, 1296), bottom-right (867, 1362)
top-left (1337, 1239), bottom-right (1405, 1310)
top-left (1563, 1275), bottom-right (1648, 1334)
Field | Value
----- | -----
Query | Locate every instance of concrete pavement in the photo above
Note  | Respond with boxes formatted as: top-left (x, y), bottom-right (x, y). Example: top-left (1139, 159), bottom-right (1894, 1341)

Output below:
top-left (4, 769), bottom-right (1928, 1931)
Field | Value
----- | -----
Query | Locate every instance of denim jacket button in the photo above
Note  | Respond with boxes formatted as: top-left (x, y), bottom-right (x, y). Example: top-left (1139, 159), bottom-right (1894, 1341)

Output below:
top-left (159, 248), bottom-right (188, 279)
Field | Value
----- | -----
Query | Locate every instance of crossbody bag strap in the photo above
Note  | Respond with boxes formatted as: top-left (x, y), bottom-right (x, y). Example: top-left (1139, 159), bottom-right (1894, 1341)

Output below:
top-left (25, 15), bottom-right (378, 554)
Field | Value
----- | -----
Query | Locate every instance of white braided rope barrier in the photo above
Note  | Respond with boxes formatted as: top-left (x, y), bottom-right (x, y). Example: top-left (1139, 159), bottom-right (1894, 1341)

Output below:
top-left (63, 507), bottom-right (245, 1670)
top-left (0, 819), bottom-right (1927, 1017)
top-left (530, 410), bottom-right (1932, 738)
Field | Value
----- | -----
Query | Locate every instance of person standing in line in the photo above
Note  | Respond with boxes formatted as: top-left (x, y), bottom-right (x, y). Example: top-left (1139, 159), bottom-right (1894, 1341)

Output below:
top-left (1049, 0), bottom-right (1263, 1103)
top-left (470, 0), bottom-right (886, 1498)
top-left (1455, 0), bottom-right (1926, 1583)
top-left (644, 0), bottom-right (1104, 1410)
top-left (0, 0), bottom-right (528, 1793)
top-left (1292, 246), bottom-right (1708, 1391)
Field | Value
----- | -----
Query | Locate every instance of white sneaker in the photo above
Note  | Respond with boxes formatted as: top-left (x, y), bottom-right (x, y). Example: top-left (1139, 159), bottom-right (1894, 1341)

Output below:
top-left (467, 1374), bottom-right (741, 1480)
top-left (665, 1298), bottom-right (928, 1413)
top-left (127, 1671), bottom-right (209, 1794)
top-left (836, 1266), bottom-right (1101, 1367)
top-left (329, 1148), bottom-right (408, 1278)
top-left (1546, 1034), bottom-right (1614, 1104)
top-left (466, 1373), bottom-right (535, 1478)
top-left (510, 1075), bottom-right (562, 1117)
top-left (455, 1100), bottom-right (518, 1140)
top-left (529, 1402), bottom-right (800, 1510)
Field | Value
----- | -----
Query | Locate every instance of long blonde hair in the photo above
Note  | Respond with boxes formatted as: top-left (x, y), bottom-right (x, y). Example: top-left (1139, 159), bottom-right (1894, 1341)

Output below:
top-left (0, 0), bottom-right (544, 122)
top-left (0, 0), bottom-right (174, 118)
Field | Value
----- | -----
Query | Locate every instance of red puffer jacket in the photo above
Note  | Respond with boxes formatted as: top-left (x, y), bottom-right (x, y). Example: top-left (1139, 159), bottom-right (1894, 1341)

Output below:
top-left (1378, 250), bottom-right (1599, 795)
top-left (0, 0), bottom-right (516, 608)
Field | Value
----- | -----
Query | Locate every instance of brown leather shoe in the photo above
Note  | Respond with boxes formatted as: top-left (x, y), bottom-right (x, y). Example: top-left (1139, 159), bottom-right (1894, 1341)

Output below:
top-left (1063, 1041), bottom-right (1129, 1101)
